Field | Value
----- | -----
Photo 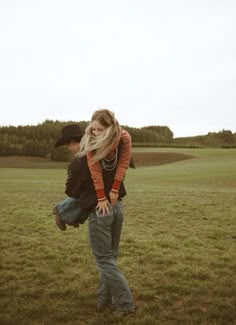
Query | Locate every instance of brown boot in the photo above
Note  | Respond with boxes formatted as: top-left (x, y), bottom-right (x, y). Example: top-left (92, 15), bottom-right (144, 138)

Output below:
top-left (52, 206), bottom-right (66, 231)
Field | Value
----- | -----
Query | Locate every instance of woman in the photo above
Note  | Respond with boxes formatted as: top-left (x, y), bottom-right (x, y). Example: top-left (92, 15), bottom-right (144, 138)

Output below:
top-left (78, 109), bottom-right (136, 315)
top-left (78, 108), bottom-right (132, 215)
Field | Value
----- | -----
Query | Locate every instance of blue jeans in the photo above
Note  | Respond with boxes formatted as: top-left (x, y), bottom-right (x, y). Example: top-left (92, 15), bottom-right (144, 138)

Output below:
top-left (88, 201), bottom-right (135, 311)
top-left (55, 197), bottom-right (82, 225)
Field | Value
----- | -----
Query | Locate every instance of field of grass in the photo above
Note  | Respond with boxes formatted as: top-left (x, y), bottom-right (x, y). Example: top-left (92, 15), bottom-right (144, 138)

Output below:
top-left (0, 149), bottom-right (236, 325)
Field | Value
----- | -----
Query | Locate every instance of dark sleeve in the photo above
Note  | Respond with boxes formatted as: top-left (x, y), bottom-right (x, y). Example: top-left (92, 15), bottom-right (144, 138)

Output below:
top-left (129, 156), bottom-right (135, 169)
top-left (65, 158), bottom-right (81, 198)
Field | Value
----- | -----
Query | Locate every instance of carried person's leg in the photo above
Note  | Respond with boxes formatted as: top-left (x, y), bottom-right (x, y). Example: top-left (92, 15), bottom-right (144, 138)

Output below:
top-left (53, 197), bottom-right (83, 230)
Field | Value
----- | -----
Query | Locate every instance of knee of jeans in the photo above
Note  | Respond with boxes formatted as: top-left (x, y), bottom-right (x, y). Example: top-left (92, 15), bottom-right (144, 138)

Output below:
top-left (113, 250), bottom-right (119, 259)
top-left (96, 259), bottom-right (117, 273)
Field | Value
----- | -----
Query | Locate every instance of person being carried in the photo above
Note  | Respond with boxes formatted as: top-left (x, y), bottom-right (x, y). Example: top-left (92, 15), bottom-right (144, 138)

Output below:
top-left (52, 124), bottom-right (86, 230)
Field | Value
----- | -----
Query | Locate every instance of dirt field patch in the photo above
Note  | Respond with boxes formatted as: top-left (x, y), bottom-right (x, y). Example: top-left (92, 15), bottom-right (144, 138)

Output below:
top-left (132, 152), bottom-right (195, 167)
top-left (0, 152), bottom-right (195, 168)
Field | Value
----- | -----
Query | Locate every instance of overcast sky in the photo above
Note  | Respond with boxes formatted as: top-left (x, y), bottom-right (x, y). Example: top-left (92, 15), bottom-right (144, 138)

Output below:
top-left (0, 0), bottom-right (235, 137)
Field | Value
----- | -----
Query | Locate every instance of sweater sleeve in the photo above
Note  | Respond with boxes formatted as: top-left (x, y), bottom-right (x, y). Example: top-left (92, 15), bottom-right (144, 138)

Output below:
top-left (111, 130), bottom-right (131, 193)
top-left (87, 151), bottom-right (106, 201)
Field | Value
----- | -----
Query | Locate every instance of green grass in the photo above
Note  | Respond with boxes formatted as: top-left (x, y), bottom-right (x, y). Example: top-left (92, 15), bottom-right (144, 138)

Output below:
top-left (0, 149), bottom-right (236, 324)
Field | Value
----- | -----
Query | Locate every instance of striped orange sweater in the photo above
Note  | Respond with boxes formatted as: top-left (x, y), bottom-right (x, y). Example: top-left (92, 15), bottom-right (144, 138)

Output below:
top-left (86, 129), bottom-right (131, 201)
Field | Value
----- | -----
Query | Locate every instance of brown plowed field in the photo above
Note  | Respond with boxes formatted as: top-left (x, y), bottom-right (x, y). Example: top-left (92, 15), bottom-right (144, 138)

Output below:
top-left (0, 152), bottom-right (195, 168)
top-left (132, 152), bottom-right (195, 167)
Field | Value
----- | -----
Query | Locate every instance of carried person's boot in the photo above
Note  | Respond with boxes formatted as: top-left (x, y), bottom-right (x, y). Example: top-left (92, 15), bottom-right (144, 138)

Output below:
top-left (53, 206), bottom-right (66, 231)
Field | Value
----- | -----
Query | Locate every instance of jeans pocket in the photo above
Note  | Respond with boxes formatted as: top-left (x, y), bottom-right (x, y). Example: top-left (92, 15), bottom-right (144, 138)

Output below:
top-left (96, 205), bottom-right (114, 226)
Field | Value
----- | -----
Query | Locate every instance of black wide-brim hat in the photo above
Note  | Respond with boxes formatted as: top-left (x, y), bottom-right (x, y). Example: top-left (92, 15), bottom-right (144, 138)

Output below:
top-left (54, 124), bottom-right (84, 148)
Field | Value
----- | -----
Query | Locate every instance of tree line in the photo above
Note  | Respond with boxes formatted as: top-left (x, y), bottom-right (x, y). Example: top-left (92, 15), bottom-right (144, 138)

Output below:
top-left (173, 130), bottom-right (236, 148)
top-left (0, 121), bottom-right (235, 161)
top-left (0, 120), bottom-right (174, 160)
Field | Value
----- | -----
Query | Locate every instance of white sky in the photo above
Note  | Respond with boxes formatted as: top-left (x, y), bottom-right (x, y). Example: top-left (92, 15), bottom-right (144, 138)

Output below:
top-left (0, 0), bottom-right (236, 137)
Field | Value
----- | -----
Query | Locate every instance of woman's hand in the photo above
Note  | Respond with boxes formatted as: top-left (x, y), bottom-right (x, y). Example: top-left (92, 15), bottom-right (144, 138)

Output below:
top-left (96, 199), bottom-right (110, 215)
top-left (109, 191), bottom-right (118, 206)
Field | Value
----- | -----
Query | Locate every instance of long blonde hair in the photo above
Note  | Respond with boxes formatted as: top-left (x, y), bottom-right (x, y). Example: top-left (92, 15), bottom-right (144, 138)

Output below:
top-left (78, 109), bottom-right (122, 162)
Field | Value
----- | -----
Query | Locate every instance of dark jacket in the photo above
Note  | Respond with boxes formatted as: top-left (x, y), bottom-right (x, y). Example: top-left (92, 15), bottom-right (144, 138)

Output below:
top-left (65, 143), bottom-right (128, 222)
top-left (65, 158), bottom-right (81, 199)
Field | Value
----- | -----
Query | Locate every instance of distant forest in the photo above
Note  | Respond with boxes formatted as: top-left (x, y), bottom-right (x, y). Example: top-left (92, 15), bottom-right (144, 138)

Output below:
top-left (0, 120), bottom-right (235, 161)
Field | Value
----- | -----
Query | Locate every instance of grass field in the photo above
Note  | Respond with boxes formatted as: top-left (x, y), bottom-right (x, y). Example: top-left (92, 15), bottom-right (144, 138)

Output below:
top-left (0, 149), bottom-right (236, 325)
